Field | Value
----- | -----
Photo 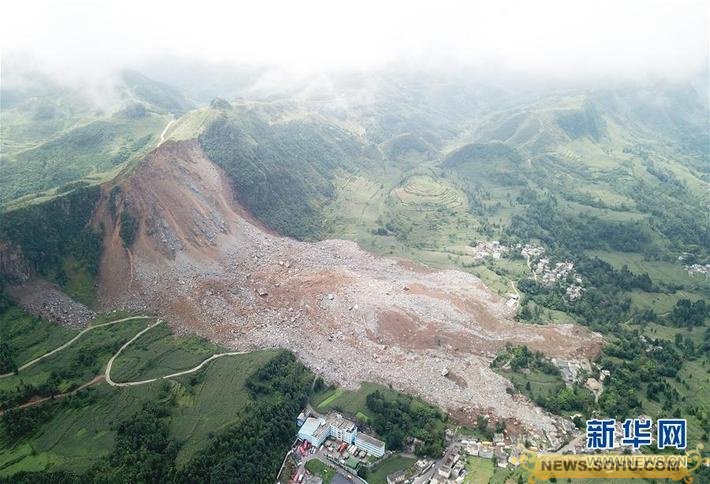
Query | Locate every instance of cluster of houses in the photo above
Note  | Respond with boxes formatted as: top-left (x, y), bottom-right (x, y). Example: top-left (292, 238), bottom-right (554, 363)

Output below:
top-left (520, 244), bottom-right (545, 260)
top-left (685, 263), bottom-right (710, 278)
top-left (536, 260), bottom-right (579, 287)
top-left (428, 434), bottom-right (522, 484)
top-left (469, 240), bottom-right (509, 261)
top-left (522, 244), bottom-right (584, 301)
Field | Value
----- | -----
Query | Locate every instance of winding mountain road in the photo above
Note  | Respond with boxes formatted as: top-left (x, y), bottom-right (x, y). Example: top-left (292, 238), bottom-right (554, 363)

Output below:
top-left (158, 118), bottom-right (176, 146)
top-left (104, 319), bottom-right (249, 387)
top-left (1, 315), bottom-right (250, 412)
top-left (0, 315), bottom-right (153, 379)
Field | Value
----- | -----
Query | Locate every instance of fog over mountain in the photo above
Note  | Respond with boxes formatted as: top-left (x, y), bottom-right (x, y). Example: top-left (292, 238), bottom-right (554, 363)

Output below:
top-left (0, 1), bottom-right (708, 482)
top-left (2, 0), bottom-right (708, 86)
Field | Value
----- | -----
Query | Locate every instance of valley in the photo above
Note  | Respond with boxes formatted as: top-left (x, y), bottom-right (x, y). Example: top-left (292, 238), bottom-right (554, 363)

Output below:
top-left (92, 139), bottom-right (600, 445)
top-left (0, 68), bottom-right (708, 482)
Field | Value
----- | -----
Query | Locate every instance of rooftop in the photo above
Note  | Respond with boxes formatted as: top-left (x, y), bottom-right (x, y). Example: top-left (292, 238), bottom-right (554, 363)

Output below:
top-left (356, 432), bottom-right (385, 448)
top-left (300, 417), bottom-right (322, 436)
top-left (327, 413), bottom-right (356, 432)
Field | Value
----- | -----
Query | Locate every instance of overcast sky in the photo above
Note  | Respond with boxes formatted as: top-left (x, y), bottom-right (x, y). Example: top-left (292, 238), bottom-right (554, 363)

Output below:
top-left (1, 0), bottom-right (708, 81)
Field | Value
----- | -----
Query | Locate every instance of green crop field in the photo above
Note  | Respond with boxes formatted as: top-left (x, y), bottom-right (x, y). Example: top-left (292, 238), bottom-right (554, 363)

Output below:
top-left (1, 352), bottom-right (281, 476)
top-left (587, 250), bottom-right (704, 290)
top-left (0, 318), bottom-right (149, 394)
top-left (169, 350), bottom-right (280, 464)
top-left (367, 455), bottom-right (416, 484)
top-left (498, 370), bottom-right (564, 403)
top-left (305, 459), bottom-right (337, 483)
top-left (392, 175), bottom-right (466, 210)
top-left (311, 382), bottom-right (402, 421)
top-left (463, 456), bottom-right (494, 484)
top-left (0, 305), bottom-right (154, 392)
top-left (109, 322), bottom-right (222, 382)
top-left (164, 107), bottom-right (220, 142)
top-left (0, 298), bottom-right (289, 476)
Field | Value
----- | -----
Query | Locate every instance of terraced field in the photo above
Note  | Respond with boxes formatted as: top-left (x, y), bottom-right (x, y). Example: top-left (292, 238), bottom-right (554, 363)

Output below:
top-left (392, 175), bottom-right (466, 210)
top-left (108, 322), bottom-right (222, 382)
top-left (0, 303), bottom-right (284, 475)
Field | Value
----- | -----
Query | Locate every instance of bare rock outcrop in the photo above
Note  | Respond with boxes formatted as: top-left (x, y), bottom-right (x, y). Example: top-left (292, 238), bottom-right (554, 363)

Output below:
top-left (0, 241), bottom-right (32, 284)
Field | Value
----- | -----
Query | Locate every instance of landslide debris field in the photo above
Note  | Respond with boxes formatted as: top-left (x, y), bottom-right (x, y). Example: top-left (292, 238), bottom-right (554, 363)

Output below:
top-left (96, 140), bottom-right (602, 444)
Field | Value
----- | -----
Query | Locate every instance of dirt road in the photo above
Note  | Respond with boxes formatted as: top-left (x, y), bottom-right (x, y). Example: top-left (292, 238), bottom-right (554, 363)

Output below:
top-left (2, 316), bottom-right (250, 412)
top-left (0, 315), bottom-right (153, 379)
top-left (104, 319), bottom-right (249, 387)
top-left (158, 118), bottom-right (175, 146)
top-left (0, 375), bottom-right (105, 416)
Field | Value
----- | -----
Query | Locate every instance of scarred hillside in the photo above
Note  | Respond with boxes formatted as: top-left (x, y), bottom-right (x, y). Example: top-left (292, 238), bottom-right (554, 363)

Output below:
top-left (94, 139), bottom-right (602, 446)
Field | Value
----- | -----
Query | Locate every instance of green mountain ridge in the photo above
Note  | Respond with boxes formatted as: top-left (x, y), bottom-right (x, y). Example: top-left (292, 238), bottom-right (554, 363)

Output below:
top-left (0, 68), bottom-right (193, 207)
top-left (0, 68), bottom-right (708, 481)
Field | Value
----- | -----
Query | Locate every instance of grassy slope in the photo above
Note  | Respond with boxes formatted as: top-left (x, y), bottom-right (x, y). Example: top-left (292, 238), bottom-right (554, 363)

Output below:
top-left (305, 459), bottom-right (337, 483)
top-left (0, 305), bottom-right (76, 368)
top-left (0, 69), bottom-right (193, 209)
top-left (311, 382), bottom-right (402, 422)
top-left (0, 319), bottom-right (149, 394)
top-left (463, 456), bottom-right (494, 484)
top-left (0, 350), bottom-right (280, 476)
top-left (199, 102), bottom-right (370, 240)
top-left (367, 455), bottom-right (417, 484)
top-left (1, 113), bottom-right (168, 208)
top-left (109, 323), bottom-right (221, 382)
top-left (323, 163), bottom-right (531, 299)
top-left (0, 301), bottom-right (282, 476)
top-left (0, 308), bottom-right (148, 394)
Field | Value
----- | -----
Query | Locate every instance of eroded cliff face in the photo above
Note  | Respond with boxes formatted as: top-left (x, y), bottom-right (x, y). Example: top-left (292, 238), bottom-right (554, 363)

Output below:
top-left (93, 139), bottom-right (602, 446)
top-left (0, 241), bottom-right (95, 328)
top-left (0, 241), bottom-right (31, 284)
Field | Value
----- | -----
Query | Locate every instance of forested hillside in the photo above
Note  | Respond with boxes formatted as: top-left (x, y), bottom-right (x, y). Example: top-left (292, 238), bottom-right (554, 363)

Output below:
top-left (0, 187), bottom-right (102, 304)
top-left (0, 68), bottom-right (708, 480)
top-left (199, 107), bottom-right (367, 239)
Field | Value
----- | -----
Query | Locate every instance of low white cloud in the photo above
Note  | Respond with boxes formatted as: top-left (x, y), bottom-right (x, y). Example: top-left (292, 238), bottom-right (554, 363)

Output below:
top-left (1, 0), bottom-right (708, 82)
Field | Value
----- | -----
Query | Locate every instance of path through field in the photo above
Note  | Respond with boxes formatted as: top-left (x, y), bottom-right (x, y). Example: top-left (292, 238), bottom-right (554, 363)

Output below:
top-left (0, 376), bottom-right (106, 415)
top-left (0, 314), bottom-right (252, 414)
top-left (104, 319), bottom-right (249, 387)
top-left (158, 118), bottom-right (176, 146)
top-left (0, 315), bottom-right (153, 378)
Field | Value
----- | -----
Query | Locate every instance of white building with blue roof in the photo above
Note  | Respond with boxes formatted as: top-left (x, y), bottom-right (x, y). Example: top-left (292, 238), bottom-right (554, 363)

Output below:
top-left (296, 412), bottom-right (385, 457)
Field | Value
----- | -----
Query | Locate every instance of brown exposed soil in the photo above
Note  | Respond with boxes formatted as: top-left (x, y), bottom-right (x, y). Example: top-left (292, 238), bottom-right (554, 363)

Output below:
top-left (94, 139), bottom-right (603, 446)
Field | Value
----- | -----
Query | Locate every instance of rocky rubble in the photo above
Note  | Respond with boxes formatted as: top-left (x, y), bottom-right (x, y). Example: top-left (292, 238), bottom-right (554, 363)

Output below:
top-left (9, 279), bottom-right (96, 329)
top-left (97, 140), bottom-right (603, 449)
